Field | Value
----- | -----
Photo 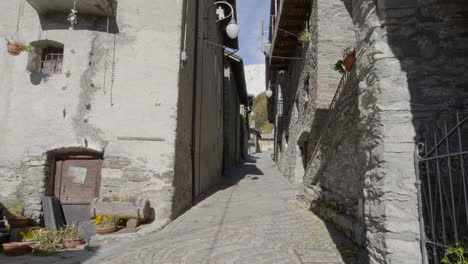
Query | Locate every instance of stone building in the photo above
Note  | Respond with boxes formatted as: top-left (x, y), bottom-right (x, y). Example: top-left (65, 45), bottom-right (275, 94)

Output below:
top-left (266, 0), bottom-right (468, 263)
top-left (259, 134), bottom-right (274, 152)
top-left (248, 128), bottom-right (261, 155)
top-left (0, 0), bottom-right (246, 230)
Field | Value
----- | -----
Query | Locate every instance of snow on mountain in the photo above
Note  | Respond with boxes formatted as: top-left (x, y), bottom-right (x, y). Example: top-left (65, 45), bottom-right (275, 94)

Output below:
top-left (244, 64), bottom-right (265, 96)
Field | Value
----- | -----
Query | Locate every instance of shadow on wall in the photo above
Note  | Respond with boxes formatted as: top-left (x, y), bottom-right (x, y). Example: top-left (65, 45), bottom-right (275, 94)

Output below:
top-left (35, 0), bottom-right (119, 33)
top-left (39, 14), bottom-right (119, 33)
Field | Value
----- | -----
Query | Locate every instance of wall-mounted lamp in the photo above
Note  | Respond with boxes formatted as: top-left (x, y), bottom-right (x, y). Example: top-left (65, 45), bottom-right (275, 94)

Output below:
top-left (266, 81), bottom-right (273, 98)
top-left (213, 1), bottom-right (240, 39)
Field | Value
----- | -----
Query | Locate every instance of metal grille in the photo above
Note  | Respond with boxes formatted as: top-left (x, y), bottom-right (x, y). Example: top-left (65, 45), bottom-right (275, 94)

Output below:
top-left (415, 112), bottom-right (468, 264)
top-left (41, 47), bottom-right (63, 74)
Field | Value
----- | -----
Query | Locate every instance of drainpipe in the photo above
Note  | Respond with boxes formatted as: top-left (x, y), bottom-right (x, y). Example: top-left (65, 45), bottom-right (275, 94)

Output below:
top-left (191, 0), bottom-right (200, 203)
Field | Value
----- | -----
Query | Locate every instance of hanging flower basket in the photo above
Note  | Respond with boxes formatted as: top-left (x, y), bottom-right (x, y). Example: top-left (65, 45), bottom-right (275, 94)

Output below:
top-left (7, 43), bottom-right (22, 56)
top-left (6, 42), bottom-right (32, 56)
top-left (343, 51), bottom-right (356, 72)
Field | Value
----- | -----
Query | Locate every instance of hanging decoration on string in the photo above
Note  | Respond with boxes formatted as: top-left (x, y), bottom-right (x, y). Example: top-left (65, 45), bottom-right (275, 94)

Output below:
top-left (67, 0), bottom-right (78, 30)
top-left (103, 17), bottom-right (110, 95)
top-left (4, 0), bottom-right (31, 56)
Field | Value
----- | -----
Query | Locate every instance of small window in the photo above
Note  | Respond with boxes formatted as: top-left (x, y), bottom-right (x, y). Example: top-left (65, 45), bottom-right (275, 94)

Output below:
top-left (28, 40), bottom-right (64, 75)
top-left (41, 47), bottom-right (63, 74)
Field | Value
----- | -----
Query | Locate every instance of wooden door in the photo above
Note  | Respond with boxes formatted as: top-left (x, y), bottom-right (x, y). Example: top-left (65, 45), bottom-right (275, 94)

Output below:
top-left (54, 158), bottom-right (102, 203)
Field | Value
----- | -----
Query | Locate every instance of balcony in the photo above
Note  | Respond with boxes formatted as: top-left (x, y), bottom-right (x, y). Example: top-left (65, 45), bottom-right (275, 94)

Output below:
top-left (27, 0), bottom-right (113, 17)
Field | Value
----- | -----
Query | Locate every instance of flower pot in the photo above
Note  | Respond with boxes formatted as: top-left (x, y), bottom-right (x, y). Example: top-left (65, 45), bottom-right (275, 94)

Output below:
top-left (7, 43), bottom-right (21, 56)
top-left (95, 224), bottom-right (117, 235)
top-left (7, 217), bottom-right (30, 228)
top-left (63, 237), bottom-right (85, 248)
top-left (343, 52), bottom-right (356, 72)
top-left (23, 239), bottom-right (39, 250)
top-left (2, 242), bottom-right (32, 256)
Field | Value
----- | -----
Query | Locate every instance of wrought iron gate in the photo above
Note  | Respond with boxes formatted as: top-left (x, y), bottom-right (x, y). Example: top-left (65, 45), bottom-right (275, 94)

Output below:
top-left (415, 112), bottom-right (468, 264)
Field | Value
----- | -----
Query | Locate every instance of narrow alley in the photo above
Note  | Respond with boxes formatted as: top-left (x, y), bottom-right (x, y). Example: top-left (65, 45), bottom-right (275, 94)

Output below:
top-left (1, 152), bottom-right (363, 264)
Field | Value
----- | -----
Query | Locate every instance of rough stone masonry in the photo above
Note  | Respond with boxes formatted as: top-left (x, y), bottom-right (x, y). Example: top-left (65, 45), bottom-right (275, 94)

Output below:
top-left (272, 0), bottom-right (468, 263)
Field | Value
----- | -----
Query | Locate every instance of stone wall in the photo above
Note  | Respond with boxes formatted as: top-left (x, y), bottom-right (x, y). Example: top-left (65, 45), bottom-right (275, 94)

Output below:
top-left (273, 0), bottom-right (468, 263)
top-left (350, 1), bottom-right (468, 263)
top-left (298, 70), bottom-right (367, 247)
top-left (275, 0), bottom-right (355, 185)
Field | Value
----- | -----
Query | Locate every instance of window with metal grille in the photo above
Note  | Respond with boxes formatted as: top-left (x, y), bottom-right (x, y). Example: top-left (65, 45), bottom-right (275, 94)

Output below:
top-left (41, 47), bottom-right (63, 74)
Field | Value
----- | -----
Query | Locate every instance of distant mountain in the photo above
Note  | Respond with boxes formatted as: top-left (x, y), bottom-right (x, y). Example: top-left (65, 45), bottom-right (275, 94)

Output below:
top-left (244, 64), bottom-right (265, 96)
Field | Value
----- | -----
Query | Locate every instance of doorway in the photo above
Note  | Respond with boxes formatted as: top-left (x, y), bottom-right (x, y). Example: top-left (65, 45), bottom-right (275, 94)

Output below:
top-left (53, 152), bottom-right (102, 224)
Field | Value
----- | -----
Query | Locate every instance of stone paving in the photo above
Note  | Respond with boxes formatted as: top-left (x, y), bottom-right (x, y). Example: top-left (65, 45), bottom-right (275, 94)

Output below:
top-left (0, 152), bottom-right (364, 264)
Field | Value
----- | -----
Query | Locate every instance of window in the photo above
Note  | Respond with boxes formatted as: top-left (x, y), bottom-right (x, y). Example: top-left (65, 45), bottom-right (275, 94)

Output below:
top-left (41, 47), bottom-right (63, 74)
top-left (27, 40), bottom-right (64, 75)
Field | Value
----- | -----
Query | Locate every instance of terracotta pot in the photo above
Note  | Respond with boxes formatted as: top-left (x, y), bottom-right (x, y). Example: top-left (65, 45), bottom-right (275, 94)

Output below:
top-left (63, 237), bottom-right (85, 248)
top-left (7, 43), bottom-right (21, 56)
top-left (23, 239), bottom-right (39, 250)
top-left (2, 242), bottom-right (32, 256)
top-left (343, 51), bottom-right (356, 72)
top-left (95, 223), bottom-right (117, 235)
top-left (7, 217), bottom-right (30, 228)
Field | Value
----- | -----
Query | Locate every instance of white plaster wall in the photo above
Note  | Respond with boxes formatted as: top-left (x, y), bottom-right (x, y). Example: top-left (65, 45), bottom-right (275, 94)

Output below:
top-left (0, 0), bottom-right (187, 221)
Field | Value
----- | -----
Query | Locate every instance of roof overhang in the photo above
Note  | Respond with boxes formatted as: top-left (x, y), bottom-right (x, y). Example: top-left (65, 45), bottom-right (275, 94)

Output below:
top-left (27, 0), bottom-right (113, 16)
top-left (268, 0), bottom-right (312, 71)
top-left (225, 51), bottom-right (248, 105)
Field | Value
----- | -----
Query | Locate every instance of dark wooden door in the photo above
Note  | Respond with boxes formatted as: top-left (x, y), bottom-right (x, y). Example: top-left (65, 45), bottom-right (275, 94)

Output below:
top-left (54, 158), bottom-right (102, 203)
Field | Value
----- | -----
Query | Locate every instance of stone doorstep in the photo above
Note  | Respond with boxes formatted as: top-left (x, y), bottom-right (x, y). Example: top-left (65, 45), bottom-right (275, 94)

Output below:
top-left (88, 219), bottom-right (169, 247)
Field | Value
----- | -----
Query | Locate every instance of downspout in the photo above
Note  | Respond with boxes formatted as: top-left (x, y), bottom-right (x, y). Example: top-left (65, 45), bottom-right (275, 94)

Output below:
top-left (191, 0), bottom-right (200, 203)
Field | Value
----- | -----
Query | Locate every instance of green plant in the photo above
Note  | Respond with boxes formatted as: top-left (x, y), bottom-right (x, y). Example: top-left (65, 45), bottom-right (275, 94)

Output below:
top-left (60, 225), bottom-right (79, 240)
top-left (20, 227), bottom-right (41, 240)
top-left (6, 201), bottom-right (25, 218)
top-left (442, 243), bottom-right (468, 264)
top-left (297, 30), bottom-right (311, 43)
top-left (33, 228), bottom-right (63, 252)
top-left (333, 60), bottom-right (345, 74)
top-left (19, 43), bottom-right (32, 53)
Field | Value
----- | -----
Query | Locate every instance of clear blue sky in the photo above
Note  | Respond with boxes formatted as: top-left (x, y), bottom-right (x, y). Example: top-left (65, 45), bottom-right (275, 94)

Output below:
top-left (236, 0), bottom-right (270, 66)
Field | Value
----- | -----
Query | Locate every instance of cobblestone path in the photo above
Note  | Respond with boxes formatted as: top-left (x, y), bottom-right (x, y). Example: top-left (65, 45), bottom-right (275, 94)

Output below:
top-left (1, 152), bottom-right (363, 264)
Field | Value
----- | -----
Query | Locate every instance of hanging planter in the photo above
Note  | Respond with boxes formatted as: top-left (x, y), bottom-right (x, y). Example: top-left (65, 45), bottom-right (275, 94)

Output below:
top-left (343, 51), bottom-right (356, 72)
top-left (342, 46), bottom-right (356, 72)
top-left (6, 42), bottom-right (32, 56)
top-left (7, 43), bottom-right (21, 56)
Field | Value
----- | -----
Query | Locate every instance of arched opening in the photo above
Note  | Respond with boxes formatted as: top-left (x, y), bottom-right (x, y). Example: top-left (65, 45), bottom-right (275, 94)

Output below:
top-left (45, 148), bottom-right (103, 225)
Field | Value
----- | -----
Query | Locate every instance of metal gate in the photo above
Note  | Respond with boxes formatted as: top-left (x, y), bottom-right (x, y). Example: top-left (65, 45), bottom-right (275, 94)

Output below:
top-left (415, 112), bottom-right (468, 264)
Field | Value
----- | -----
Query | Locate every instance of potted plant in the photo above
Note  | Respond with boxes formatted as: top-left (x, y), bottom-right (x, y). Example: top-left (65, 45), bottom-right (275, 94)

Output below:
top-left (5, 202), bottom-right (30, 228)
top-left (61, 225), bottom-right (84, 248)
top-left (5, 40), bottom-right (32, 56)
top-left (33, 228), bottom-right (62, 253)
top-left (297, 29), bottom-right (311, 45)
top-left (2, 242), bottom-right (32, 256)
top-left (93, 214), bottom-right (119, 235)
top-left (342, 46), bottom-right (356, 72)
top-left (333, 60), bottom-right (345, 74)
top-left (20, 227), bottom-right (41, 249)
